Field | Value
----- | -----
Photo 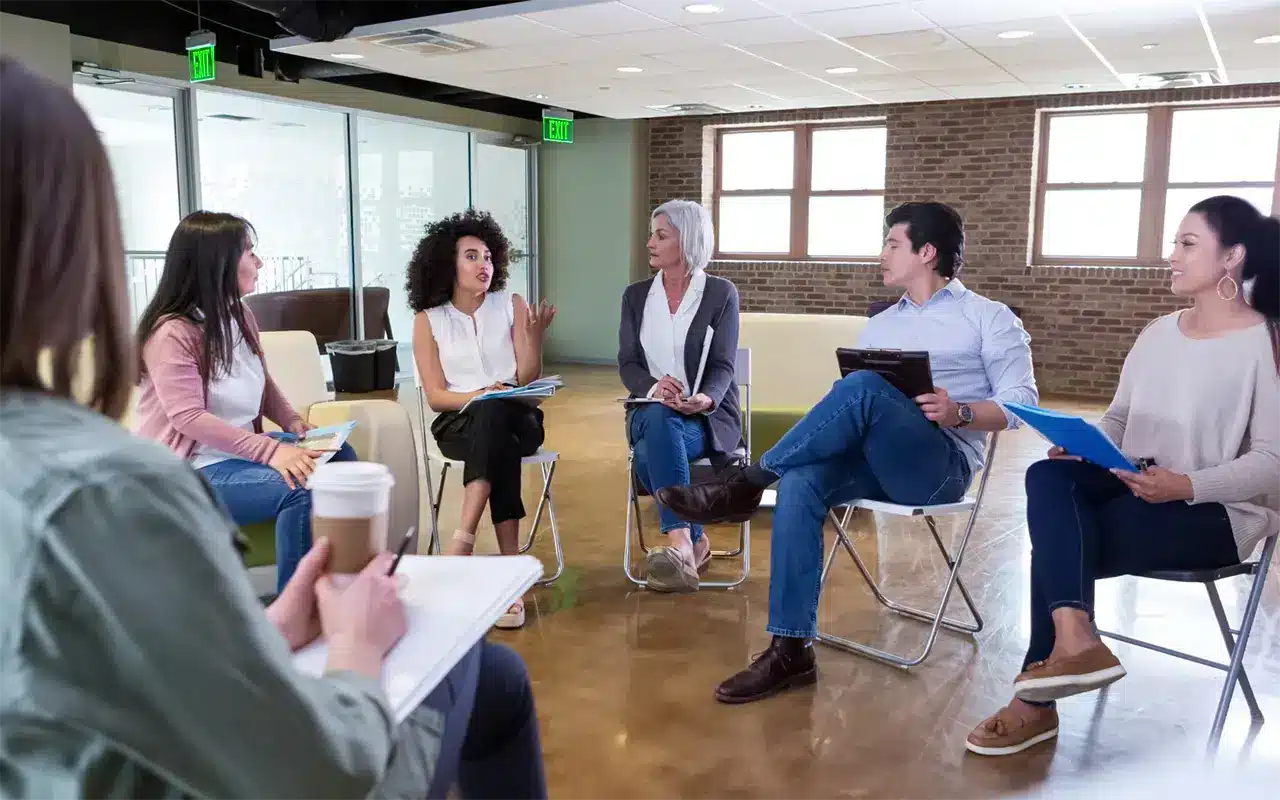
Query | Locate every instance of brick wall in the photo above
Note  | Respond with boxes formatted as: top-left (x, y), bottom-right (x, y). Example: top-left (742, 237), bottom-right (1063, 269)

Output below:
top-left (647, 83), bottom-right (1280, 398)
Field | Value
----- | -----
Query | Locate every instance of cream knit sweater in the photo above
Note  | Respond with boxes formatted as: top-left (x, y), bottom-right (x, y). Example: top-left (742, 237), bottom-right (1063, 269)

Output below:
top-left (1096, 311), bottom-right (1280, 561)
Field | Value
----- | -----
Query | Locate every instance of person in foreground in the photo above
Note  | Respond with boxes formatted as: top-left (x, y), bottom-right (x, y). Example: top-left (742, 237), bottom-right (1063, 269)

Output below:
top-left (965, 196), bottom-right (1280, 757)
top-left (410, 208), bottom-right (555, 629)
top-left (657, 202), bottom-right (1038, 703)
top-left (134, 211), bottom-right (356, 592)
top-left (619, 199), bottom-right (742, 592)
top-left (0, 59), bottom-right (546, 799)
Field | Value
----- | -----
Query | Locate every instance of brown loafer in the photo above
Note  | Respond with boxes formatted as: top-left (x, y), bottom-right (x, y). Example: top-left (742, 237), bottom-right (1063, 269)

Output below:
top-left (965, 704), bottom-right (1059, 756)
top-left (655, 468), bottom-right (765, 525)
top-left (1013, 643), bottom-right (1126, 703)
top-left (715, 636), bottom-right (817, 704)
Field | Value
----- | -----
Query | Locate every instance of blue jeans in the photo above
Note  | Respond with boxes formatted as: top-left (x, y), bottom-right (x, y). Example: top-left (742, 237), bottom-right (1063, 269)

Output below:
top-left (759, 371), bottom-right (971, 638)
top-left (628, 403), bottom-right (711, 543)
top-left (199, 431), bottom-right (357, 592)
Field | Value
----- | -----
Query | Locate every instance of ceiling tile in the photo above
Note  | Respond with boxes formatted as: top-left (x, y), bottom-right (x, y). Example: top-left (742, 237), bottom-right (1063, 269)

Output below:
top-left (590, 25), bottom-right (714, 54)
top-left (431, 16), bottom-right (578, 47)
top-left (1005, 65), bottom-right (1124, 84)
top-left (616, 0), bottom-right (773, 25)
top-left (825, 73), bottom-right (937, 91)
top-left (945, 17), bottom-right (1080, 48)
top-left (911, 0), bottom-right (1067, 27)
top-left (1205, 7), bottom-right (1280, 47)
top-left (913, 65), bottom-right (1021, 86)
top-left (745, 38), bottom-right (880, 67)
top-left (687, 15), bottom-right (824, 45)
top-left (901, 47), bottom-right (1007, 71)
top-left (520, 1), bottom-right (673, 36)
top-left (942, 82), bottom-right (1032, 98)
top-left (760, 0), bottom-right (908, 12)
top-left (647, 44), bottom-right (778, 69)
top-left (860, 85), bottom-right (953, 102)
top-left (792, 4), bottom-right (936, 38)
top-left (977, 40), bottom-right (1098, 68)
top-left (837, 29), bottom-right (964, 57)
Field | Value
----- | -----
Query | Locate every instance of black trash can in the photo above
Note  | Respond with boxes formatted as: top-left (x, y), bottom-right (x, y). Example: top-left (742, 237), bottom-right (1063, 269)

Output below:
top-left (327, 339), bottom-right (398, 393)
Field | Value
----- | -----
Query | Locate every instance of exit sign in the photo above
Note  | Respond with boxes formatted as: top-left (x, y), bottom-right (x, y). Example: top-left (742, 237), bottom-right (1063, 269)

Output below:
top-left (542, 109), bottom-right (574, 143)
top-left (188, 44), bottom-right (215, 83)
top-left (186, 30), bottom-right (216, 83)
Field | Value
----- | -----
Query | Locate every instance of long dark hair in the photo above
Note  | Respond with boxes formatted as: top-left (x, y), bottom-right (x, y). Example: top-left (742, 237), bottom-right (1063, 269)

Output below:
top-left (0, 58), bottom-right (133, 420)
top-left (136, 211), bottom-right (259, 384)
top-left (406, 208), bottom-right (510, 311)
top-left (1189, 195), bottom-right (1280, 373)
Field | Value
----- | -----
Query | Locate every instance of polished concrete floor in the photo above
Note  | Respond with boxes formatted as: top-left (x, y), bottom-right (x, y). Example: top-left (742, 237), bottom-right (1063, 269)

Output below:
top-left (405, 365), bottom-right (1280, 798)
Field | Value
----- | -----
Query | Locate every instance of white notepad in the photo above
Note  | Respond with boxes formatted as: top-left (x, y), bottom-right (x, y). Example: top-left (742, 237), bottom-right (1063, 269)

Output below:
top-left (292, 554), bottom-right (543, 721)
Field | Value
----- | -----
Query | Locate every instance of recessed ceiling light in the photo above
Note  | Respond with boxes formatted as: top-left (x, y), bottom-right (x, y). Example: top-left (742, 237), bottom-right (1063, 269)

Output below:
top-left (1254, 34), bottom-right (1280, 44)
top-left (616, 66), bottom-right (644, 73)
top-left (330, 53), bottom-right (364, 60)
top-left (530, 93), bottom-right (547, 100)
top-left (744, 104), bottom-right (766, 109)
top-left (1142, 43), bottom-right (1159, 50)
top-left (1064, 83), bottom-right (1090, 89)
top-left (825, 66), bottom-right (858, 74)
top-left (997, 30), bottom-right (1034, 39)
top-left (683, 3), bottom-right (722, 13)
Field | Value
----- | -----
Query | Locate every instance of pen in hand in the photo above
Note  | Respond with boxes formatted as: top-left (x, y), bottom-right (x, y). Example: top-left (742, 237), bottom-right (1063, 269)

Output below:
top-left (387, 526), bottom-right (416, 576)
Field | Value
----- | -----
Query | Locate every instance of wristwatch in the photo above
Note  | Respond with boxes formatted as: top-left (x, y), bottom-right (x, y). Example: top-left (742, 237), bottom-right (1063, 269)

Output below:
top-left (956, 403), bottom-right (974, 428)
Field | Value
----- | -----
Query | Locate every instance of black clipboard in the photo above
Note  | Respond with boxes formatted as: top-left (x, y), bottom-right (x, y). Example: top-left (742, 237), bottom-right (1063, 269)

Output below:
top-left (836, 348), bottom-right (934, 400)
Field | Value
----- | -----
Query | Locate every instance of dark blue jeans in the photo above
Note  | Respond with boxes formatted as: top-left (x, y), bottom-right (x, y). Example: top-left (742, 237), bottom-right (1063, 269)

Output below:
top-left (628, 403), bottom-right (711, 543)
top-left (199, 432), bottom-right (357, 592)
top-left (424, 641), bottom-right (547, 799)
top-left (1022, 459), bottom-right (1239, 675)
top-left (760, 371), bottom-right (971, 638)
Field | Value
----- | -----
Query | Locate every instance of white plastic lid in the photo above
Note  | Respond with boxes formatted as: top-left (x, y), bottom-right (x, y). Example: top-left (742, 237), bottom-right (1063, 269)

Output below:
top-left (308, 461), bottom-right (395, 493)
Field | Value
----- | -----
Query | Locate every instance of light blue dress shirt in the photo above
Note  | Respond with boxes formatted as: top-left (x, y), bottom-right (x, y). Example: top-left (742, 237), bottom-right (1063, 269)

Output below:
top-left (856, 279), bottom-right (1038, 471)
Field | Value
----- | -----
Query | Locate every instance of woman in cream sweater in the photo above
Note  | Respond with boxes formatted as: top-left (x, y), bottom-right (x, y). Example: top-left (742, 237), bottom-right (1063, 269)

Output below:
top-left (967, 195), bottom-right (1280, 757)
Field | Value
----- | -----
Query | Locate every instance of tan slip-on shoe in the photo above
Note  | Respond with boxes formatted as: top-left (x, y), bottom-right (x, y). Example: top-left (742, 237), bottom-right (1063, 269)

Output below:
top-left (1014, 643), bottom-right (1126, 703)
top-left (965, 705), bottom-right (1059, 757)
top-left (495, 597), bottom-right (525, 629)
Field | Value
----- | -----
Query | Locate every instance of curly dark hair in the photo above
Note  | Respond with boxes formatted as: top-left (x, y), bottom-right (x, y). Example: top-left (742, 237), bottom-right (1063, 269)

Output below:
top-left (406, 208), bottom-right (510, 311)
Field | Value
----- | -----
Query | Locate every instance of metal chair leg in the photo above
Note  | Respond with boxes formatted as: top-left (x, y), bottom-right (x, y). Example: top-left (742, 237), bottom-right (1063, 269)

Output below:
top-left (623, 456), bottom-right (647, 587)
top-left (1205, 582), bottom-right (1263, 723)
top-left (817, 505), bottom-right (984, 669)
top-left (518, 461), bottom-right (563, 586)
top-left (426, 461), bottom-right (450, 555)
top-left (1208, 550), bottom-right (1273, 752)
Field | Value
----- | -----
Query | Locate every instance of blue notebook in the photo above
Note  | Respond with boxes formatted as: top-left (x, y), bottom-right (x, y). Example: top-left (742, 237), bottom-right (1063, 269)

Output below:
top-left (1002, 403), bottom-right (1138, 472)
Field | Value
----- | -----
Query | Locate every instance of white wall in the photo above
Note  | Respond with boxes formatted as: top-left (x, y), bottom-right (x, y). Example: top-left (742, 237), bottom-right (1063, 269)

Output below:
top-left (0, 14), bottom-right (71, 86)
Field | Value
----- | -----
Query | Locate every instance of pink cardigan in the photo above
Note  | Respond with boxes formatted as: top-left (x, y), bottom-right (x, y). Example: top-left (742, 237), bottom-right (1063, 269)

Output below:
top-left (135, 308), bottom-right (305, 465)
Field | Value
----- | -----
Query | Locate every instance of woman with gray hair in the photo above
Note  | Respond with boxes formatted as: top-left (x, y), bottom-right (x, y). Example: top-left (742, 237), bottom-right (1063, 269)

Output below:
top-left (618, 199), bottom-right (743, 592)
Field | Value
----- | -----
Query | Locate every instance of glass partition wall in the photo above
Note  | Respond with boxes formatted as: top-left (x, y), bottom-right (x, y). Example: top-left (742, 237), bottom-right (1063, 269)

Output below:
top-left (73, 75), bottom-right (537, 383)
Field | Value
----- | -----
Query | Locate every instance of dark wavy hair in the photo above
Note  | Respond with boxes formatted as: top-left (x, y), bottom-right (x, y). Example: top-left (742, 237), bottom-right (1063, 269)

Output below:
top-left (885, 201), bottom-right (966, 279)
top-left (1189, 195), bottom-right (1280, 373)
top-left (406, 209), bottom-right (510, 311)
top-left (136, 211), bottom-right (259, 385)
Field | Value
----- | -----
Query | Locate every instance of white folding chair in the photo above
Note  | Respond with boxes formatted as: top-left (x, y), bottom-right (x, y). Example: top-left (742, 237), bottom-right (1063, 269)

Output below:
top-left (413, 372), bottom-right (564, 586)
top-left (624, 347), bottom-right (752, 590)
top-left (1096, 534), bottom-right (1277, 753)
top-left (816, 433), bottom-right (999, 668)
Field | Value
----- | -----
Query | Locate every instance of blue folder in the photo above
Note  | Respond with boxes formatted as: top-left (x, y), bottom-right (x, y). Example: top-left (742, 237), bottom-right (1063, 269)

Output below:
top-left (1001, 403), bottom-right (1138, 472)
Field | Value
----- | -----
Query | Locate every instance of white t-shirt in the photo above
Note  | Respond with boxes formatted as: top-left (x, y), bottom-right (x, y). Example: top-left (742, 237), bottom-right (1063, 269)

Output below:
top-left (191, 321), bottom-right (266, 469)
top-left (639, 269), bottom-right (706, 396)
top-left (425, 290), bottom-right (518, 393)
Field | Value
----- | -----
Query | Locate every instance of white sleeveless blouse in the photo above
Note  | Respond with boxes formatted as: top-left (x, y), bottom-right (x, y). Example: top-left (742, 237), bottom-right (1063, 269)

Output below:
top-left (425, 290), bottom-right (518, 393)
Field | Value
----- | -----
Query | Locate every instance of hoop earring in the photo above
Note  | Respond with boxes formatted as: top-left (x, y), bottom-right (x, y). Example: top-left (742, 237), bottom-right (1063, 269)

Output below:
top-left (1217, 274), bottom-right (1239, 301)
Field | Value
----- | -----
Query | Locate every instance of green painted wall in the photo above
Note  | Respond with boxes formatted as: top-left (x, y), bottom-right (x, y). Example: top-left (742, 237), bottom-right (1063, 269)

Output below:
top-left (539, 118), bottom-right (649, 363)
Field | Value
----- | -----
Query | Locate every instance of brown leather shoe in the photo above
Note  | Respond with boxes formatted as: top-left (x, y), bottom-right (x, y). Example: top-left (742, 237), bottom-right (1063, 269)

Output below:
top-left (715, 636), bottom-right (817, 704)
top-left (655, 468), bottom-right (766, 525)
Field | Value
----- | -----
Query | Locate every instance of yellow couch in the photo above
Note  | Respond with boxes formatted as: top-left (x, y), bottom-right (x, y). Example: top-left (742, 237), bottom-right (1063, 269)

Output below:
top-left (738, 312), bottom-right (870, 457)
top-left (124, 331), bottom-right (420, 568)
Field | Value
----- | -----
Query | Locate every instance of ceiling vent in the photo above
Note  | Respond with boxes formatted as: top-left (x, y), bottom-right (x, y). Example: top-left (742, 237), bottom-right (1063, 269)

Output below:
top-left (357, 27), bottom-right (485, 56)
top-left (647, 103), bottom-right (732, 115)
top-left (1125, 70), bottom-right (1222, 89)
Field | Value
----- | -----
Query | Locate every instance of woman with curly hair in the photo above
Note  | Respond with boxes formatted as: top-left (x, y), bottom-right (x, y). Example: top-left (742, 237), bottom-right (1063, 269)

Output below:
top-left (409, 208), bottom-right (555, 629)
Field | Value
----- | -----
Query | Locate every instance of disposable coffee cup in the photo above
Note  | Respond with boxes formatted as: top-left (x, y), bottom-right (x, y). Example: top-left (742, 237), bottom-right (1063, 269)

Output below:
top-left (309, 461), bottom-right (395, 586)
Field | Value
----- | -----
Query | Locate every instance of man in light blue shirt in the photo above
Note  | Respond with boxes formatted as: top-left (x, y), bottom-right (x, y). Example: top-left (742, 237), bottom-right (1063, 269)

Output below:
top-left (657, 201), bottom-right (1038, 704)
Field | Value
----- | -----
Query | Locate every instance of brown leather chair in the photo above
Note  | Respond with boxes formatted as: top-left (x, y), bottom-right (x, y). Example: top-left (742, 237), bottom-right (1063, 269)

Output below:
top-left (244, 287), bottom-right (394, 352)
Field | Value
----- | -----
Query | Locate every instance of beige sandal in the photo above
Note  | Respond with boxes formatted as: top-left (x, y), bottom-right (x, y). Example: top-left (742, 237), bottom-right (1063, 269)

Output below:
top-left (448, 529), bottom-right (476, 556)
top-left (495, 597), bottom-right (526, 629)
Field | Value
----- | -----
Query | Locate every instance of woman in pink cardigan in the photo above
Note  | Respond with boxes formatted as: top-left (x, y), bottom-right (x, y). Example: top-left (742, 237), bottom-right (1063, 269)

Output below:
top-left (135, 212), bottom-right (356, 591)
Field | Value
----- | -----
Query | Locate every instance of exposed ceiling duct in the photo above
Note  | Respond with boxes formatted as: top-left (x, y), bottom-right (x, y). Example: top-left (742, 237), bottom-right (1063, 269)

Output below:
top-left (231, 1), bottom-right (358, 42)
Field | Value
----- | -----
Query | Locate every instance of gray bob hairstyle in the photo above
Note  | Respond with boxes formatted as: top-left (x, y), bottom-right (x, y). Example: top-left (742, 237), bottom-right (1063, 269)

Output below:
top-left (652, 199), bottom-right (714, 274)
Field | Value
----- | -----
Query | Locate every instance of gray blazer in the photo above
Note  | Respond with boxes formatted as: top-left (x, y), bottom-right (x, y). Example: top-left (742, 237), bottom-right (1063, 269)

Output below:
top-left (618, 273), bottom-right (743, 460)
